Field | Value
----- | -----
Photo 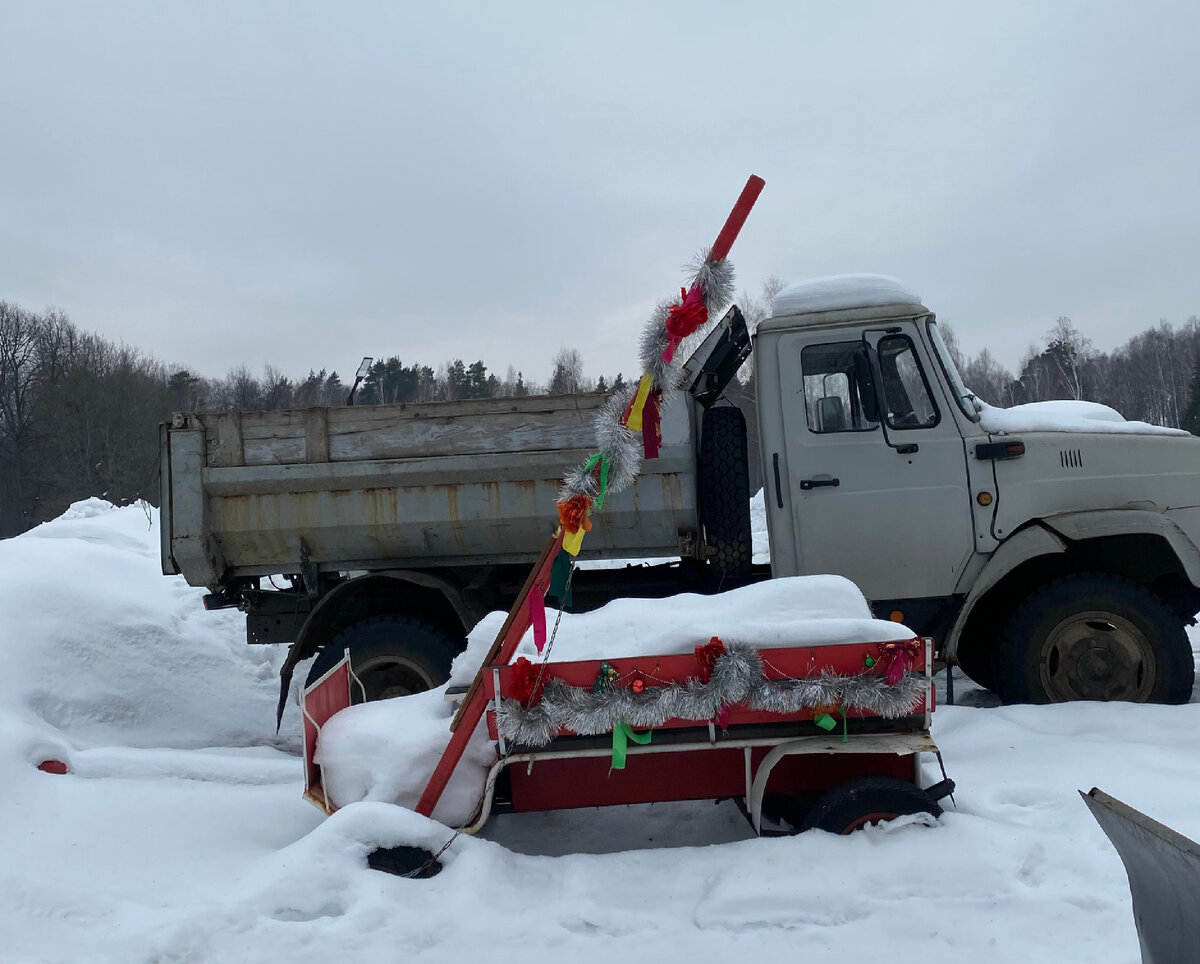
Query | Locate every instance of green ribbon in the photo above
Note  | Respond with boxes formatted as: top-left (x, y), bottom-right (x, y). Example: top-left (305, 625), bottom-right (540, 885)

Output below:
top-left (548, 550), bottom-right (573, 607)
top-left (840, 704), bottom-right (849, 744)
top-left (610, 722), bottom-right (652, 771)
top-left (583, 454), bottom-right (610, 511)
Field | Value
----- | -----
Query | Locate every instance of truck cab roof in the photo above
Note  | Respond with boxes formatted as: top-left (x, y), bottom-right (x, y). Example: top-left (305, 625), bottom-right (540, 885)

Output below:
top-left (761, 274), bottom-right (928, 332)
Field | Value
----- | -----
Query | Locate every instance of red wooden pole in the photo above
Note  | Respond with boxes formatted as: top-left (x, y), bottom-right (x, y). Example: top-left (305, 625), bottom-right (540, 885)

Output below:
top-left (415, 173), bottom-right (765, 820)
top-left (709, 175), bottom-right (765, 263)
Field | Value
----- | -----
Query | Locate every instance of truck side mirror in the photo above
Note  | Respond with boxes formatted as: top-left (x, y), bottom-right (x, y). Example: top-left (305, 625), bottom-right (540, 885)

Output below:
top-left (854, 351), bottom-right (879, 422)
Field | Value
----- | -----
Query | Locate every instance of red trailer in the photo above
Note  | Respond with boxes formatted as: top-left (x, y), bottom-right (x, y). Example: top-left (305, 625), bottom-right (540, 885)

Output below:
top-left (300, 536), bottom-right (954, 865)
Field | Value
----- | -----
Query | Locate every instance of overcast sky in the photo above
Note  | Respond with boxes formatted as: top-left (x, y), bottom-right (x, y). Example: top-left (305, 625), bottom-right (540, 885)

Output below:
top-left (2, 1), bottom-right (1197, 386)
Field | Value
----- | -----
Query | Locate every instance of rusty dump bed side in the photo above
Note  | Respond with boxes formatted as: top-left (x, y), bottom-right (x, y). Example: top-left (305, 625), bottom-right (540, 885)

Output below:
top-left (161, 392), bottom-right (698, 589)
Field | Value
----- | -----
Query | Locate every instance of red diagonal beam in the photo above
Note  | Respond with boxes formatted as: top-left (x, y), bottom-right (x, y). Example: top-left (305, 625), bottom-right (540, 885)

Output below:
top-left (416, 530), bottom-right (563, 817)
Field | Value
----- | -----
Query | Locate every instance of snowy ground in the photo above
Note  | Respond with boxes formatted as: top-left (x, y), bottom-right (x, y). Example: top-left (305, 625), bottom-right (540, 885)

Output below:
top-left (2, 500), bottom-right (1199, 963)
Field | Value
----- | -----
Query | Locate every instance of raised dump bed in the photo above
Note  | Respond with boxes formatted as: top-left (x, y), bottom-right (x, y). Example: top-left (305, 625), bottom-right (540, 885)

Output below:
top-left (162, 392), bottom-right (697, 589)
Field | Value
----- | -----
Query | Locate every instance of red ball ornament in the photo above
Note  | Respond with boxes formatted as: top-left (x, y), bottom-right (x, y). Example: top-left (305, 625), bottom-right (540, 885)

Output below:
top-left (631, 678), bottom-right (645, 694)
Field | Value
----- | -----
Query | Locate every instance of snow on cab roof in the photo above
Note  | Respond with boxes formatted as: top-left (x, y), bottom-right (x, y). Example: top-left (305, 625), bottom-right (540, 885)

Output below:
top-left (771, 274), bottom-right (924, 317)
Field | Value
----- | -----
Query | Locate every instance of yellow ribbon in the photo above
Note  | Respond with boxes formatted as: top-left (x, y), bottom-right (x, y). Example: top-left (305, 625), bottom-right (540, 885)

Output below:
top-left (625, 373), bottom-right (654, 432)
top-left (562, 527), bottom-right (586, 556)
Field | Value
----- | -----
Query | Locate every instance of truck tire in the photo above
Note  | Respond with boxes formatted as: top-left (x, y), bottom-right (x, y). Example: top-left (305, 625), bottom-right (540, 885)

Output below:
top-left (954, 638), bottom-right (997, 692)
top-left (306, 614), bottom-right (458, 701)
top-left (995, 574), bottom-right (1194, 705)
top-left (801, 777), bottom-right (942, 834)
top-left (698, 405), bottom-right (752, 582)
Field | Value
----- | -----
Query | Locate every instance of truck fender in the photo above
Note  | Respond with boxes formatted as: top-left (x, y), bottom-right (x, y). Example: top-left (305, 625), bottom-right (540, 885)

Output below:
top-left (943, 523), bottom-right (1066, 660)
top-left (1040, 508), bottom-right (1200, 589)
top-left (275, 569), bottom-right (473, 726)
top-left (294, 569), bottom-right (473, 660)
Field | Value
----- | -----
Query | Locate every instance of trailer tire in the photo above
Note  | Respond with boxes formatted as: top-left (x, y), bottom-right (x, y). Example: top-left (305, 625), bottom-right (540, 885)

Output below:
top-left (801, 777), bottom-right (942, 834)
top-left (367, 845), bottom-right (442, 878)
top-left (698, 405), bottom-right (752, 583)
top-left (994, 574), bottom-right (1194, 705)
top-left (306, 614), bottom-right (458, 702)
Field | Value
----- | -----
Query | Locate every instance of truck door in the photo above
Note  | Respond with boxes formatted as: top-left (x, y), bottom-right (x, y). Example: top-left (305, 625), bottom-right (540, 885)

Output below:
top-left (772, 329), bottom-right (976, 600)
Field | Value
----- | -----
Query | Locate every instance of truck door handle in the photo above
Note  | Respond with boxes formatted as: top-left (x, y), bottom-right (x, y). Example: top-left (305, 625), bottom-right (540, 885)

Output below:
top-left (772, 453), bottom-right (784, 508)
top-left (799, 477), bottom-right (840, 491)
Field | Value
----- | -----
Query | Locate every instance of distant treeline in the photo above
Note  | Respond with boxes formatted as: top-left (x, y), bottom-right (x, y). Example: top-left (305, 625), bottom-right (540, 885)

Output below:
top-left (1, 297), bottom-right (1198, 537)
top-left (0, 304), bottom-right (627, 536)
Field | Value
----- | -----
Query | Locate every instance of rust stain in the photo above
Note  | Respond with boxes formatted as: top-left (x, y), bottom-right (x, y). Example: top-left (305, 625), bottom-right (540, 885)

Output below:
top-left (433, 483), bottom-right (468, 550)
top-left (480, 480), bottom-right (502, 519)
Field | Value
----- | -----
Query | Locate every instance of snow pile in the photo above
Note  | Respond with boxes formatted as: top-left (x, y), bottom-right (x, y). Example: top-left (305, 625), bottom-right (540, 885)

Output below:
top-left (2, 499), bottom-right (1200, 963)
top-left (315, 694), bottom-right (496, 823)
top-left (978, 399), bottom-right (1189, 436)
top-left (771, 274), bottom-right (923, 317)
top-left (0, 498), bottom-right (301, 763)
top-left (501, 574), bottom-right (913, 665)
top-left (318, 573), bottom-right (914, 819)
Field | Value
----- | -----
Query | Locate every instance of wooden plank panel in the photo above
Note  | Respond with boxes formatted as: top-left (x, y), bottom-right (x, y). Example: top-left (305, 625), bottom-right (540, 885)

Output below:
top-left (327, 409), bottom-right (601, 461)
top-left (304, 408), bottom-right (329, 463)
top-left (215, 413), bottom-right (244, 467)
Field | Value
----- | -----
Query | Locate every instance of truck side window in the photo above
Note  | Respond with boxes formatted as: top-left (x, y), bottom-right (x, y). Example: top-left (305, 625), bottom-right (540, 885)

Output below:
top-left (877, 335), bottom-right (940, 429)
top-left (800, 343), bottom-right (879, 434)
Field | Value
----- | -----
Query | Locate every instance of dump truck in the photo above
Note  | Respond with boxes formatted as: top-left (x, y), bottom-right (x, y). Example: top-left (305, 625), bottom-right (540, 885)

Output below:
top-left (160, 275), bottom-right (1200, 705)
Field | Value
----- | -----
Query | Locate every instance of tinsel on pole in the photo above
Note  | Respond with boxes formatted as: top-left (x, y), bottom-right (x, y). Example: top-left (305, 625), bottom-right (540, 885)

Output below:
top-left (554, 176), bottom-right (765, 557)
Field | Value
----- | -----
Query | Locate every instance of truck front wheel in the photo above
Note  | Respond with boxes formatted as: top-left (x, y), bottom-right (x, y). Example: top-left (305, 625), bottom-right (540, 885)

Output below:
top-left (996, 575), bottom-right (1194, 705)
top-left (306, 614), bottom-right (459, 701)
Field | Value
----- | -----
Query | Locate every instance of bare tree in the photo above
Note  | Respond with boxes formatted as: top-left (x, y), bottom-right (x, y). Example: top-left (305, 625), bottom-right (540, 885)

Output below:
top-left (960, 347), bottom-right (1016, 407)
top-left (0, 302), bottom-right (46, 533)
top-left (549, 347), bottom-right (586, 394)
top-left (261, 364), bottom-right (294, 410)
top-left (1045, 316), bottom-right (1092, 400)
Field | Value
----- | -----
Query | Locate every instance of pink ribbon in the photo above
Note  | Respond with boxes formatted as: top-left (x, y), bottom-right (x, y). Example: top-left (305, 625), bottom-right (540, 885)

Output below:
top-left (530, 584), bottom-right (547, 653)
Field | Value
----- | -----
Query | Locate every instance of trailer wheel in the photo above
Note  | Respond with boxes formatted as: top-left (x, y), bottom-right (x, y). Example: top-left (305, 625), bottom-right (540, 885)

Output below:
top-left (306, 614), bottom-right (458, 701)
top-left (995, 574), bottom-right (1194, 705)
top-left (801, 777), bottom-right (942, 834)
top-left (367, 845), bottom-right (442, 878)
top-left (698, 405), bottom-right (752, 583)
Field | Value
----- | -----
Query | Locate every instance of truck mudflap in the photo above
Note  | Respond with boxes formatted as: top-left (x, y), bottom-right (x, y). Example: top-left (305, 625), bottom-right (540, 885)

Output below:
top-left (1080, 787), bottom-right (1200, 964)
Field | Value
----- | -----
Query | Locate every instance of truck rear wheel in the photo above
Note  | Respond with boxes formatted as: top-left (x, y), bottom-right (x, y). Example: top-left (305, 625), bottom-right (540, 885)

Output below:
top-left (698, 405), bottom-right (752, 583)
top-left (995, 575), bottom-right (1194, 705)
top-left (306, 614), bottom-right (458, 701)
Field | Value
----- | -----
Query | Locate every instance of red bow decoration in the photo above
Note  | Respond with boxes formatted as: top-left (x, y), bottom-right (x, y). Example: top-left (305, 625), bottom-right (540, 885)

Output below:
top-left (694, 635), bottom-right (727, 683)
top-left (556, 493), bottom-right (593, 534)
top-left (511, 657), bottom-right (549, 708)
top-left (874, 639), bottom-right (924, 685)
top-left (662, 286), bottom-right (708, 362)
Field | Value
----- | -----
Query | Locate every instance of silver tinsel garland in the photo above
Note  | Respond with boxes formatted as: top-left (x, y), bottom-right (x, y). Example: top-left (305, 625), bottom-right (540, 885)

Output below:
top-left (557, 252), bottom-right (736, 508)
top-left (496, 642), bottom-right (925, 747)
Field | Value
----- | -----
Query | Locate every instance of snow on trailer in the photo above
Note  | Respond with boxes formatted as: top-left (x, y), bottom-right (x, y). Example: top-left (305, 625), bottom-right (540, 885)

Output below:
top-left (301, 535), bottom-right (955, 862)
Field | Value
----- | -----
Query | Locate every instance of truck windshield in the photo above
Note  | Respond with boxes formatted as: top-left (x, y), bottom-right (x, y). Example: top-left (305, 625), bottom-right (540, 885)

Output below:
top-left (926, 319), bottom-right (980, 421)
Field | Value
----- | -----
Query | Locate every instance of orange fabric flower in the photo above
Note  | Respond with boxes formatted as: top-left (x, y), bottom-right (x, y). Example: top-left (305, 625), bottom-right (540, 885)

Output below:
top-left (557, 493), bottom-right (593, 534)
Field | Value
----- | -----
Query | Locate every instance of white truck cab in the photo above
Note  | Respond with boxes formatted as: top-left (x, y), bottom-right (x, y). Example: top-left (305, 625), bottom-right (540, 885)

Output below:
top-left (755, 275), bottom-right (1199, 704)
